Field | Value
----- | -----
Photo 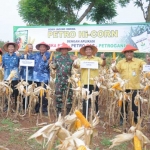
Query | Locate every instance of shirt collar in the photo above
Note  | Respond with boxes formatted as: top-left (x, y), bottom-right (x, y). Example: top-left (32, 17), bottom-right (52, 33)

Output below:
top-left (84, 55), bottom-right (94, 59)
top-left (61, 53), bottom-right (69, 58)
top-left (7, 52), bottom-right (15, 56)
top-left (125, 57), bottom-right (135, 62)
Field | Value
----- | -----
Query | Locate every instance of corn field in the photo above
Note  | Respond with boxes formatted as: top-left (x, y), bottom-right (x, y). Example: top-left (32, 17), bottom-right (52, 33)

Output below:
top-left (0, 57), bottom-right (150, 150)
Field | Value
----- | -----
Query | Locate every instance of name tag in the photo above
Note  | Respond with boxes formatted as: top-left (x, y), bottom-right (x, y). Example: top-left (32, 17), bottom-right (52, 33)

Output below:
top-left (132, 71), bottom-right (136, 76)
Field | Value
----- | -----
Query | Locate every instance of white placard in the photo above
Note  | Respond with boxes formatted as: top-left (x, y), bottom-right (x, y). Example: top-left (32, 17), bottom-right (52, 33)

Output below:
top-left (20, 59), bottom-right (35, 67)
top-left (80, 61), bottom-right (98, 69)
top-left (143, 65), bottom-right (150, 72)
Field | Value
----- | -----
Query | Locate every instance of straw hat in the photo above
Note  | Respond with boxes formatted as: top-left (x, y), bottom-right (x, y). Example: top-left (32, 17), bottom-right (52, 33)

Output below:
top-left (122, 44), bottom-right (137, 53)
top-left (56, 43), bottom-right (72, 52)
top-left (3, 42), bottom-right (19, 52)
top-left (80, 45), bottom-right (98, 56)
top-left (36, 42), bottom-right (50, 50)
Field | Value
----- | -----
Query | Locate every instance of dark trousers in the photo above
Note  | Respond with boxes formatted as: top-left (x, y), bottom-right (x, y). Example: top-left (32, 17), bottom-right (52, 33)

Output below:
top-left (121, 90), bottom-right (139, 123)
top-left (23, 81), bottom-right (33, 109)
top-left (11, 80), bottom-right (19, 107)
top-left (83, 85), bottom-right (99, 117)
top-left (35, 82), bottom-right (48, 113)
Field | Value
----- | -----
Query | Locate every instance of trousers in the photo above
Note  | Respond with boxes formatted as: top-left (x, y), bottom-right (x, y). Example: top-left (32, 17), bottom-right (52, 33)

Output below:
top-left (121, 90), bottom-right (139, 123)
top-left (34, 82), bottom-right (48, 113)
top-left (83, 85), bottom-right (99, 117)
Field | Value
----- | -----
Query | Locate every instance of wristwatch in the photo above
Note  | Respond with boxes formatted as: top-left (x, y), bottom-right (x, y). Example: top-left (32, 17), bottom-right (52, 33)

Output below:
top-left (102, 58), bottom-right (106, 60)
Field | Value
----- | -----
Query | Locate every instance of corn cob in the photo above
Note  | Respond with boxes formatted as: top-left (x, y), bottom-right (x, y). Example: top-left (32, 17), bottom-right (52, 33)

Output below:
top-left (134, 135), bottom-right (142, 150)
top-left (75, 51), bottom-right (78, 56)
top-left (144, 85), bottom-right (149, 91)
top-left (74, 119), bottom-right (82, 129)
top-left (78, 81), bottom-right (81, 87)
top-left (112, 52), bottom-right (116, 60)
top-left (75, 110), bottom-right (91, 128)
top-left (0, 55), bottom-right (2, 63)
top-left (112, 82), bottom-right (120, 88)
top-left (49, 51), bottom-right (54, 61)
top-left (118, 100), bottom-right (122, 107)
top-left (40, 89), bottom-right (44, 97)
top-left (6, 87), bottom-right (9, 95)
top-left (112, 82), bottom-right (122, 91)
top-left (77, 145), bottom-right (86, 150)
top-left (24, 45), bottom-right (28, 53)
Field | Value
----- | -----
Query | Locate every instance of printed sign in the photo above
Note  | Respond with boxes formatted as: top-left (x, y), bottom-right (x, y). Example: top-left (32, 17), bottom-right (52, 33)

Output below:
top-left (143, 65), bottom-right (150, 72)
top-left (80, 61), bottom-right (98, 69)
top-left (13, 23), bottom-right (150, 52)
top-left (20, 59), bottom-right (35, 67)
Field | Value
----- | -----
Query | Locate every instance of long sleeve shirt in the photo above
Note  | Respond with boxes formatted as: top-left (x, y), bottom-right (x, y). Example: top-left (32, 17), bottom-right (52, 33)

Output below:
top-left (19, 53), bottom-right (34, 81)
top-left (2, 53), bottom-right (19, 80)
top-left (54, 54), bottom-right (73, 84)
top-left (33, 51), bottom-right (50, 83)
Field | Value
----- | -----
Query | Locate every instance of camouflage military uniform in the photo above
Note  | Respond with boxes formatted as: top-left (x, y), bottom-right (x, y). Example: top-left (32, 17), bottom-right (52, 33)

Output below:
top-left (54, 54), bottom-right (73, 111)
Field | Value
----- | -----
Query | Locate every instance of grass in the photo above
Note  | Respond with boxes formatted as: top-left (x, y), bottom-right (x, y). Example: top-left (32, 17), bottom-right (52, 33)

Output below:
top-left (0, 118), bottom-right (43, 150)
top-left (0, 118), bottom-right (130, 150)
top-left (100, 137), bottom-right (127, 150)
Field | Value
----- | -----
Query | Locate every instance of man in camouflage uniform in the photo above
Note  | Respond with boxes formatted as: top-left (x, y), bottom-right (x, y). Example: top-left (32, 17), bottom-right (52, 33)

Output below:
top-left (53, 43), bottom-right (76, 115)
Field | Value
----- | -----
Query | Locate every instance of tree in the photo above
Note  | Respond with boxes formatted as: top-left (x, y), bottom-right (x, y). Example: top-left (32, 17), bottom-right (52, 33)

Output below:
top-left (0, 40), bottom-right (5, 49)
top-left (0, 40), bottom-right (7, 54)
top-left (118, 0), bottom-right (150, 22)
top-left (18, 0), bottom-right (117, 25)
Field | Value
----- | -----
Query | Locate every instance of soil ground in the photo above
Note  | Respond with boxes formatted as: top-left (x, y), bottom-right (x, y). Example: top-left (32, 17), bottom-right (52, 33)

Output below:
top-left (1, 92), bottom-right (150, 150)
top-left (0, 110), bottom-right (150, 150)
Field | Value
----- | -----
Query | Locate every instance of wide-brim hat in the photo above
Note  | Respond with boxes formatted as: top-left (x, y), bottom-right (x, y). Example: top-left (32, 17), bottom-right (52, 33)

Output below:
top-left (80, 44), bottom-right (98, 56)
top-left (36, 42), bottom-right (50, 50)
top-left (3, 42), bottom-right (19, 52)
top-left (56, 43), bottom-right (72, 52)
top-left (122, 44), bottom-right (137, 53)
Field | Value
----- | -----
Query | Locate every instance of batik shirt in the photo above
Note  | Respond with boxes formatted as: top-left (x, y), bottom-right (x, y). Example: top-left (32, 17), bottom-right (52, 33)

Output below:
top-left (33, 51), bottom-right (50, 83)
top-left (19, 53), bottom-right (34, 81)
top-left (55, 54), bottom-right (73, 84)
top-left (2, 52), bottom-right (19, 80)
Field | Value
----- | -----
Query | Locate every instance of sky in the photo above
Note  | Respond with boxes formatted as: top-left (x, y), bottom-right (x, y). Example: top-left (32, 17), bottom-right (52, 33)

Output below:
top-left (0, 0), bottom-right (145, 41)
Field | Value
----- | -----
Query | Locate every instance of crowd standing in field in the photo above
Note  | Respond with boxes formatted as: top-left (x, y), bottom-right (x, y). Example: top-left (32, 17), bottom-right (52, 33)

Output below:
top-left (0, 41), bottom-right (149, 126)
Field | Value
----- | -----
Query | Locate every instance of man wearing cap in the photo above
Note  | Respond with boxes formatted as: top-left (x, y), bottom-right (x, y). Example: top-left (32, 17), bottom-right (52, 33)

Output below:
top-left (33, 42), bottom-right (50, 114)
top-left (74, 45), bottom-right (106, 117)
top-left (2, 42), bottom-right (20, 108)
top-left (52, 43), bottom-right (76, 115)
top-left (112, 44), bottom-right (146, 124)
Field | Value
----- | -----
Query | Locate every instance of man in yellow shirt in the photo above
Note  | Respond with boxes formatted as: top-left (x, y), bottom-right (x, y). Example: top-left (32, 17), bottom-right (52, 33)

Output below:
top-left (112, 44), bottom-right (146, 124)
top-left (77, 45), bottom-right (106, 117)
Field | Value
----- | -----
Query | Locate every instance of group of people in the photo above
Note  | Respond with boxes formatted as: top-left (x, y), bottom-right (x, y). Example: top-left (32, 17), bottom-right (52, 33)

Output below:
top-left (0, 41), bottom-right (149, 125)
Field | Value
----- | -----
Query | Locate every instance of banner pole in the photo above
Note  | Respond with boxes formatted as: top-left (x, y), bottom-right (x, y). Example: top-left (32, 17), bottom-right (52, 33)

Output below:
top-left (24, 54), bottom-right (28, 114)
top-left (86, 68), bottom-right (90, 120)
